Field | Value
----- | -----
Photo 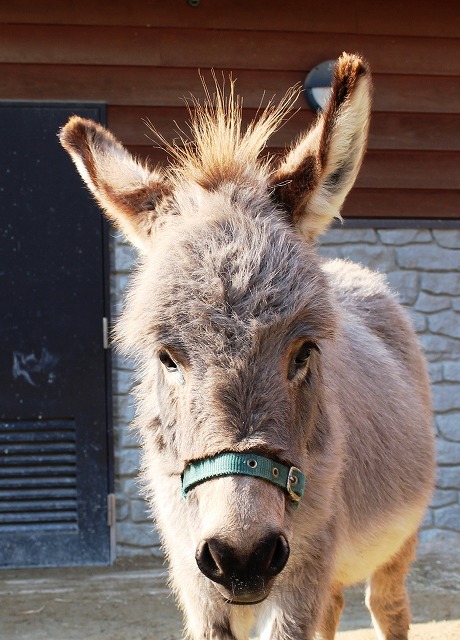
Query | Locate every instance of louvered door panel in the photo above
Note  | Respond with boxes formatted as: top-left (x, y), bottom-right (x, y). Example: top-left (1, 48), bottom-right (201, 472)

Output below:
top-left (0, 420), bottom-right (77, 531)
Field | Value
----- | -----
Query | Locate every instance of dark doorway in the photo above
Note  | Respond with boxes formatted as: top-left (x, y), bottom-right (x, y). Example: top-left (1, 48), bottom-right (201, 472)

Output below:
top-left (0, 104), bottom-right (113, 567)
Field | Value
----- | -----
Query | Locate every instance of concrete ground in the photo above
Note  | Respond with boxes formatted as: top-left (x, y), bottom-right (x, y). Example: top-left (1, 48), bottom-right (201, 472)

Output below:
top-left (1, 553), bottom-right (459, 640)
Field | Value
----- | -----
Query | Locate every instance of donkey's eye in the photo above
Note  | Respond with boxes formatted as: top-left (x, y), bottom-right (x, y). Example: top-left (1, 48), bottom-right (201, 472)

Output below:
top-left (294, 343), bottom-right (313, 367)
top-left (288, 342), bottom-right (316, 381)
top-left (159, 350), bottom-right (178, 372)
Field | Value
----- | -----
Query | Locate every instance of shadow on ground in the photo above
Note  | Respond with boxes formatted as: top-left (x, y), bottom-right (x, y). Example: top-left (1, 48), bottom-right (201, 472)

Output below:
top-left (1, 553), bottom-right (459, 639)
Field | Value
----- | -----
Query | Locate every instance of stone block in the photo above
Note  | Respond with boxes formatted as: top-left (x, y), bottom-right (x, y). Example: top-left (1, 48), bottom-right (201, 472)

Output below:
top-left (321, 228), bottom-right (378, 245)
top-left (112, 423), bottom-right (120, 450)
top-left (113, 393), bottom-right (136, 426)
top-left (414, 292), bottom-right (451, 314)
top-left (433, 504), bottom-right (460, 531)
top-left (112, 368), bottom-right (136, 395)
top-left (428, 310), bottom-right (460, 339)
top-left (397, 245), bottom-right (460, 271)
top-left (378, 229), bottom-right (432, 245)
top-left (386, 271), bottom-right (419, 305)
top-left (115, 497), bottom-right (130, 521)
top-left (110, 302), bottom-right (123, 319)
top-left (340, 245), bottom-right (396, 271)
top-left (121, 475), bottom-right (144, 498)
top-left (116, 543), bottom-right (162, 557)
top-left (112, 351), bottom-right (135, 372)
top-left (113, 230), bottom-right (125, 246)
top-left (131, 499), bottom-right (152, 523)
top-left (432, 384), bottom-right (460, 412)
top-left (112, 272), bottom-right (131, 304)
top-left (408, 310), bottom-right (426, 333)
top-left (116, 447), bottom-right (141, 476)
top-left (114, 242), bottom-right (138, 273)
top-left (428, 362), bottom-right (444, 384)
top-left (116, 520), bottom-right (160, 547)
top-left (419, 333), bottom-right (460, 359)
top-left (444, 361), bottom-right (460, 382)
top-left (432, 230), bottom-right (460, 249)
top-left (419, 508), bottom-right (433, 528)
top-left (119, 424), bottom-right (140, 448)
top-left (319, 246), bottom-right (342, 261)
top-left (437, 413), bottom-right (460, 442)
top-left (430, 488), bottom-right (458, 508)
top-left (436, 437), bottom-right (460, 464)
top-left (436, 466), bottom-right (460, 489)
top-left (421, 272), bottom-right (460, 296)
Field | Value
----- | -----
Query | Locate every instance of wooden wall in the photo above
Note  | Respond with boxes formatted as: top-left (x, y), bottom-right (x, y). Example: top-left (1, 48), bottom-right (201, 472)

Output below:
top-left (1, 0), bottom-right (459, 219)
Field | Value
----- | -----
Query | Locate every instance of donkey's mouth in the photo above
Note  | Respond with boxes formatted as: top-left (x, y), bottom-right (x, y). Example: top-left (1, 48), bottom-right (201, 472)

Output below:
top-left (214, 582), bottom-right (272, 606)
top-left (224, 594), bottom-right (269, 606)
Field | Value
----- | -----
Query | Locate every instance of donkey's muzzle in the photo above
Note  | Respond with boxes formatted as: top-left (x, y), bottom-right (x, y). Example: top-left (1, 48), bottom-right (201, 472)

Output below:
top-left (195, 531), bottom-right (290, 603)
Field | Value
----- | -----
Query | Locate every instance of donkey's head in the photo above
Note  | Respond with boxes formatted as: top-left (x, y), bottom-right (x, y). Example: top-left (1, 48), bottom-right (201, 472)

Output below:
top-left (60, 53), bottom-right (371, 605)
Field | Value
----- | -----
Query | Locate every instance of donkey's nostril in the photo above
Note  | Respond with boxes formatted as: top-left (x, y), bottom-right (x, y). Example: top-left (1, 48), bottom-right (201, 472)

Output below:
top-left (266, 533), bottom-right (290, 577)
top-left (253, 532), bottom-right (290, 578)
top-left (195, 539), bottom-right (224, 583)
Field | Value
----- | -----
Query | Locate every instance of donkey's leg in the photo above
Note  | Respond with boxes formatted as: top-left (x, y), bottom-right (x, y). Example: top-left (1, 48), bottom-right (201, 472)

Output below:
top-left (365, 533), bottom-right (417, 640)
top-left (316, 586), bottom-right (345, 640)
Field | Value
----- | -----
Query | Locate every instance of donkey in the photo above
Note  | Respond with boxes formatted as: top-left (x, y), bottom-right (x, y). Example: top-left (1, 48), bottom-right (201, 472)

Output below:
top-left (60, 53), bottom-right (435, 639)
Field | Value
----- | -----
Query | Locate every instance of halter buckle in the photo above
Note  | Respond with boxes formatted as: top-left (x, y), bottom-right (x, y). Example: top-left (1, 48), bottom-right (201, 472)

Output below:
top-left (286, 466), bottom-right (302, 503)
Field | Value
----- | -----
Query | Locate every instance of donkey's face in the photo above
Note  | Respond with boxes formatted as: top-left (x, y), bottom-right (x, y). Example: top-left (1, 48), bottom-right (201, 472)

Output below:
top-left (60, 53), bottom-right (371, 604)
top-left (121, 193), bottom-right (337, 601)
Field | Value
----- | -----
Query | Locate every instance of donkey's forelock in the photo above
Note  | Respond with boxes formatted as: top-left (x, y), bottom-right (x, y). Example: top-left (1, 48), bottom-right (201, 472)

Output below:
top-left (149, 78), bottom-right (300, 192)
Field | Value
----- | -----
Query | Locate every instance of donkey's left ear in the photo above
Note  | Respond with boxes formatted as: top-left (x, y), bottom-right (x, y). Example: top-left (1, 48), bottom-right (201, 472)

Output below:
top-left (270, 53), bottom-right (372, 242)
top-left (59, 117), bottom-right (172, 254)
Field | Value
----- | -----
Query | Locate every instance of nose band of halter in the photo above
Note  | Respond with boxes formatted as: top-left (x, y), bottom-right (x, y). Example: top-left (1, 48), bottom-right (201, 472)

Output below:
top-left (181, 452), bottom-right (306, 506)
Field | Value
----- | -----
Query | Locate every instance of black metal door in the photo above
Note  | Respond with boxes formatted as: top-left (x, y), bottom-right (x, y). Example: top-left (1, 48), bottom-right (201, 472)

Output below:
top-left (0, 104), bottom-right (113, 567)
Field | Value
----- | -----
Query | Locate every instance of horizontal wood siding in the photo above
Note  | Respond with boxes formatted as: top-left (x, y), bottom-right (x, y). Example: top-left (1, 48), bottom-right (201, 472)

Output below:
top-left (2, 25), bottom-right (460, 76)
top-left (1, 2), bottom-right (459, 219)
top-left (3, 1), bottom-right (460, 38)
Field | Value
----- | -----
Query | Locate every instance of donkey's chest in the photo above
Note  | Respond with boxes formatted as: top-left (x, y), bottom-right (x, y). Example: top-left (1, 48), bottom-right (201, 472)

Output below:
top-left (332, 505), bottom-right (424, 586)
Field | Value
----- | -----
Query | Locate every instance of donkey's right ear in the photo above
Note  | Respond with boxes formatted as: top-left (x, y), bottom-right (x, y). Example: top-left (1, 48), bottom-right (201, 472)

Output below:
top-left (59, 117), bottom-right (171, 254)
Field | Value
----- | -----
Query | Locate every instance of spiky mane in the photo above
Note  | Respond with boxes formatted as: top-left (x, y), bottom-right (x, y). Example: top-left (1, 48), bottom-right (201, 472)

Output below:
top-left (148, 79), bottom-right (300, 190)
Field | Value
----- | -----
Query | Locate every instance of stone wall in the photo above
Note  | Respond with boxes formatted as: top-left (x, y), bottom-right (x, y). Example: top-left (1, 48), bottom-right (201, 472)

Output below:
top-left (111, 227), bottom-right (460, 557)
top-left (110, 237), bottom-right (162, 555)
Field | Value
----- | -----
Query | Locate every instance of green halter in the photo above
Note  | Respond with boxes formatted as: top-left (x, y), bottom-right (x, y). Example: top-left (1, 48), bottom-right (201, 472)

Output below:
top-left (181, 452), bottom-right (306, 506)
